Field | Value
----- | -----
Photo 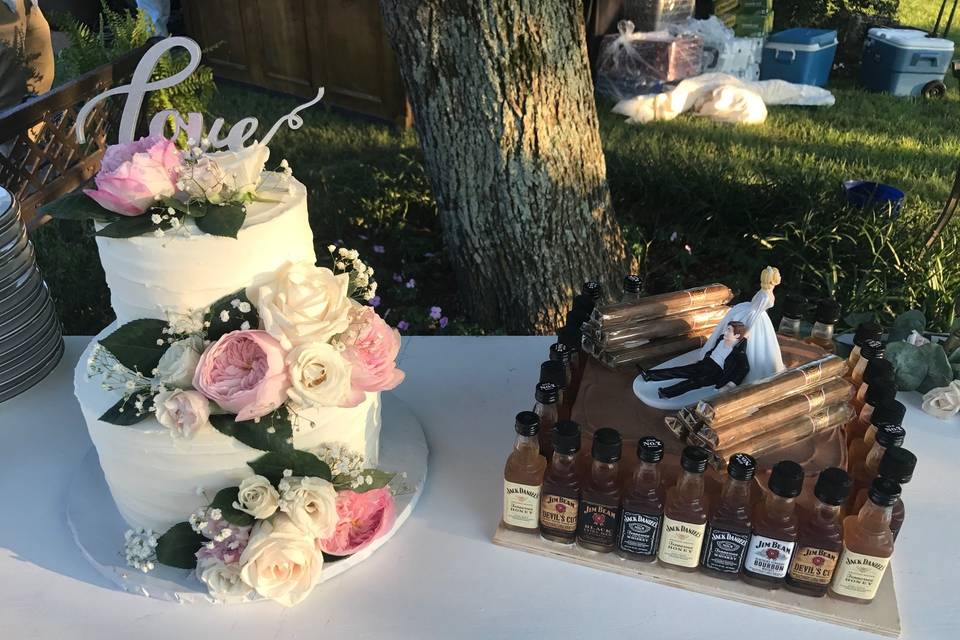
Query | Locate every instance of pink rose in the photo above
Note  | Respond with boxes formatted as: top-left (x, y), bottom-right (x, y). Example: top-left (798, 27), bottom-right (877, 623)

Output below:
top-left (83, 136), bottom-right (182, 216)
top-left (193, 330), bottom-right (291, 421)
top-left (319, 488), bottom-right (395, 556)
top-left (342, 307), bottom-right (404, 404)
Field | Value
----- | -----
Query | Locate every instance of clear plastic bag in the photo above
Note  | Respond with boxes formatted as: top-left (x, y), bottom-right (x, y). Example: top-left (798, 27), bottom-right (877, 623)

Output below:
top-left (622, 0), bottom-right (695, 32)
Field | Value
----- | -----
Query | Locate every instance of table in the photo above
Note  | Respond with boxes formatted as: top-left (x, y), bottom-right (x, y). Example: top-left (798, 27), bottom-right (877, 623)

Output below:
top-left (1, 336), bottom-right (958, 639)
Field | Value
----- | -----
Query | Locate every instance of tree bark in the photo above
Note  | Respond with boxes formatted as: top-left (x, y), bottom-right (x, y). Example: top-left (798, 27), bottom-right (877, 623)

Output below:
top-left (378, 0), bottom-right (629, 333)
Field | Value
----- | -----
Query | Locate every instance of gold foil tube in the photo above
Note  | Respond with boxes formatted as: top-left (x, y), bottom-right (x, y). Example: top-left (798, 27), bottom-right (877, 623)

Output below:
top-left (711, 403), bottom-right (855, 468)
top-left (590, 284), bottom-right (734, 327)
top-left (695, 355), bottom-right (848, 426)
top-left (700, 378), bottom-right (854, 451)
top-left (598, 305), bottom-right (730, 349)
top-left (595, 330), bottom-right (713, 369)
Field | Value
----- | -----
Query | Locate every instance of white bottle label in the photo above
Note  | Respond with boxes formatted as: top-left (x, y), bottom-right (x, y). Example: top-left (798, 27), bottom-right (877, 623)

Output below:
top-left (831, 546), bottom-right (890, 601)
top-left (657, 516), bottom-right (706, 567)
top-left (743, 534), bottom-right (796, 578)
top-left (503, 480), bottom-right (541, 529)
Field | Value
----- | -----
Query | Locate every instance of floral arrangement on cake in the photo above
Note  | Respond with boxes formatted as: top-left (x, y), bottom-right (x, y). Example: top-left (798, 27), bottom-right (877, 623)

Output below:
top-left (86, 248), bottom-right (405, 606)
top-left (40, 135), bottom-right (286, 239)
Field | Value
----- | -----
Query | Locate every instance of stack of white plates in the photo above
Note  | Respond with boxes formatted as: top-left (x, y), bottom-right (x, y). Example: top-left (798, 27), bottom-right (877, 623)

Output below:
top-left (0, 186), bottom-right (63, 402)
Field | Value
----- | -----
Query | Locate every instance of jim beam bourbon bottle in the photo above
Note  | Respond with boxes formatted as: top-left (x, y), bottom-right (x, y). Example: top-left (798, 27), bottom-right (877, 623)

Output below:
top-left (616, 437), bottom-right (665, 561)
top-left (576, 428), bottom-right (623, 552)
top-left (700, 453), bottom-right (756, 579)
top-left (742, 460), bottom-right (804, 588)
top-left (657, 446), bottom-right (710, 571)
top-left (785, 468), bottom-right (852, 596)
top-left (830, 478), bottom-right (901, 604)
top-left (502, 411), bottom-right (547, 534)
top-left (539, 421), bottom-right (582, 544)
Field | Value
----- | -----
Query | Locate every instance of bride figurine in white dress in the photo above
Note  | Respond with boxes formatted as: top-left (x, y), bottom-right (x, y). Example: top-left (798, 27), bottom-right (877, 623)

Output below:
top-left (697, 266), bottom-right (785, 385)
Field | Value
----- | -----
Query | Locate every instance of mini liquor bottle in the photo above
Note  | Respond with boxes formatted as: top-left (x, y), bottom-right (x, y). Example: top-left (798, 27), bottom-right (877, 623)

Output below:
top-left (845, 380), bottom-right (897, 447)
top-left (533, 382), bottom-right (560, 459)
top-left (617, 437), bottom-right (665, 561)
top-left (549, 342), bottom-right (580, 408)
top-left (621, 274), bottom-right (643, 302)
top-left (540, 360), bottom-right (570, 422)
top-left (742, 460), bottom-right (804, 588)
top-left (830, 478), bottom-right (901, 604)
top-left (852, 446), bottom-right (916, 539)
top-left (572, 281), bottom-right (603, 316)
top-left (785, 468), bottom-right (852, 596)
top-left (557, 325), bottom-right (585, 381)
top-left (777, 294), bottom-right (806, 338)
top-left (845, 322), bottom-right (883, 375)
top-left (502, 412), bottom-right (547, 534)
top-left (848, 400), bottom-right (905, 471)
top-left (852, 358), bottom-right (895, 415)
top-left (539, 421), bottom-right (582, 544)
top-left (576, 428), bottom-right (623, 552)
top-left (804, 298), bottom-right (840, 353)
top-left (849, 422), bottom-right (905, 510)
top-left (700, 453), bottom-right (756, 579)
top-left (658, 446), bottom-right (710, 571)
top-left (848, 339), bottom-right (884, 386)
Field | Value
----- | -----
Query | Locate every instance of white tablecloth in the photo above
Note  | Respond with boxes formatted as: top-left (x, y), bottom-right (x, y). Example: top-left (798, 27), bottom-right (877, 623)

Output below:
top-left (1, 336), bottom-right (957, 639)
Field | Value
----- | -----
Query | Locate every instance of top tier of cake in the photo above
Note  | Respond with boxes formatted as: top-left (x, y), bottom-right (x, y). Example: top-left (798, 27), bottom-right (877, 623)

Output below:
top-left (96, 174), bottom-right (315, 325)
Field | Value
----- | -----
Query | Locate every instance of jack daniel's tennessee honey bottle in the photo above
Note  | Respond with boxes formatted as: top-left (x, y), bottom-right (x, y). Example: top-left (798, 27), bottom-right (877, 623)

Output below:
top-left (502, 412), bottom-right (546, 533)
top-left (657, 446), bottom-right (710, 571)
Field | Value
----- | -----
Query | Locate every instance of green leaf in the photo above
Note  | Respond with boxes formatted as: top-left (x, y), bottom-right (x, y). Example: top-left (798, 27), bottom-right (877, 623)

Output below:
top-left (194, 202), bottom-right (246, 238)
top-left (38, 192), bottom-right (122, 223)
top-left (156, 522), bottom-right (206, 569)
top-left (203, 290), bottom-right (260, 342)
top-left (98, 319), bottom-right (170, 374)
top-left (333, 468), bottom-right (396, 493)
top-left (248, 450), bottom-right (332, 486)
top-left (99, 392), bottom-right (155, 425)
top-left (209, 411), bottom-right (293, 453)
top-left (888, 310), bottom-right (926, 343)
top-left (158, 196), bottom-right (192, 216)
top-left (886, 343), bottom-right (927, 392)
top-left (920, 343), bottom-right (953, 394)
top-left (95, 214), bottom-right (159, 239)
top-left (209, 487), bottom-right (254, 526)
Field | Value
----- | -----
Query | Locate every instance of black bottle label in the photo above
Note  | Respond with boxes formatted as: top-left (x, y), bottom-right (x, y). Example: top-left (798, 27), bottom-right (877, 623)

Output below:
top-left (577, 500), bottom-right (619, 547)
top-left (701, 526), bottom-right (750, 574)
top-left (617, 509), bottom-right (662, 556)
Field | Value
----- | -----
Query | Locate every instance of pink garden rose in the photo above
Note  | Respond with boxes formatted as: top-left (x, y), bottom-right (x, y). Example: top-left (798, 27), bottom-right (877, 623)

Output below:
top-left (342, 307), bottom-right (404, 405)
top-left (83, 136), bottom-right (181, 216)
top-left (319, 488), bottom-right (395, 556)
top-left (193, 330), bottom-right (291, 421)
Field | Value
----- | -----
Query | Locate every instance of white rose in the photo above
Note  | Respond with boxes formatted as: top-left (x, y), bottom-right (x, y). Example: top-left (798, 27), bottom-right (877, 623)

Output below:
top-left (234, 475), bottom-right (279, 520)
top-left (922, 380), bottom-right (960, 420)
top-left (239, 514), bottom-right (322, 607)
top-left (184, 156), bottom-right (228, 202)
top-left (197, 557), bottom-right (252, 603)
top-left (154, 389), bottom-right (210, 439)
top-left (278, 476), bottom-right (338, 538)
top-left (207, 144), bottom-right (269, 196)
top-left (246, 261), bottom-right (353, 351)
top-left (285, 342), bottom-right (353, 407)
top-left (155, 337), bottom-right (202, 388)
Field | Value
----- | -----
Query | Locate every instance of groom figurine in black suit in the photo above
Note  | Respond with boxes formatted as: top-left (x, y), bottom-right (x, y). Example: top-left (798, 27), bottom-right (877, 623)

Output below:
top-left (638, 321), bottom-right (750, 399)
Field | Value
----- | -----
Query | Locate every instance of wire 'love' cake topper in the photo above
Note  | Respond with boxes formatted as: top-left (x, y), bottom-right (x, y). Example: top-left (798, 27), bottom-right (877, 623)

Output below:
top-left (74, 36), bottom-right (324, 149)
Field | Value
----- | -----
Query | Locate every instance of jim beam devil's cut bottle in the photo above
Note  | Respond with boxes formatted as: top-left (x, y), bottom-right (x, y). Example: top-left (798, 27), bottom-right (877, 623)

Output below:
top-left (539, 421), bottom-right (582, 544)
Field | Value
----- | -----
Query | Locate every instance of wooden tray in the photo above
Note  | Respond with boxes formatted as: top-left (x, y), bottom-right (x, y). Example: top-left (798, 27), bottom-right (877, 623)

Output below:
top-left (493, 524), bottom-right (900, 637)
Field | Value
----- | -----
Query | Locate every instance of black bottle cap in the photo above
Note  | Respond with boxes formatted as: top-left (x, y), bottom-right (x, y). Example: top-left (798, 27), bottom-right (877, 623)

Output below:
top-left (878, 446), bottom-right (916, 484)
top-left (874, 422), bottom-right (906, 448)
top-left (680, 446), bottom-right (709, 474)
top-left (865, 380), bottom-right (896, 408)
top-left (868, 477), bottom-right (902, 507)
top-left (854, 321), bottom-right (883, 347)
top-left (591, 428), bottom-right (622, 463)
top-left (859, 338), bottom-right (885, 361)
top-left (534, 381), bottom-right (559, 404)
top-left (622, 274), bottom-right (643, 294)
top-left (864, 358), bottom-right (895, 386)
top-left (782, 293), bottom-right (806, 318)
top-left (549, 342), bottom-right (572, 364)
top-left (582, 281), bottom-right (603, 302)
top-left (814, 467), bottom-right (852, 506)
top-left (637, 436), bottom-right (664, 463)
top-left (815, 298), bottom-right (841, 325)
top-left (514, 411), bottom-right (539, 436)
top-left (768, 460), bottom-right (804, 498)
top-left (539, 360), bottom-right (568, 389)
top-left (552, 421), bottom-right (581, 455)
top-left (871, 400), bottom-right (906, 427)
top-left (727, 453), bottom-right (757, 481)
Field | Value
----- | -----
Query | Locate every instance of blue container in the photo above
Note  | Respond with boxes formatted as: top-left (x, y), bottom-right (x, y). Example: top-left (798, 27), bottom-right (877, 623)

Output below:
top-left (760, 28), bottom-right (837, 87)
top-left (842, 180), bottom-right (905, 219)
top-left (859, 29), bottom-right (954, 97)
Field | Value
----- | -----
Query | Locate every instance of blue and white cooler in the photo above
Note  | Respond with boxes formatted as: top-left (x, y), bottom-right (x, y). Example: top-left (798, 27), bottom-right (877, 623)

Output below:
top-left (760, 28), bottom-right (838, 87)
top-left (859, 28), bottom-right (955, 98)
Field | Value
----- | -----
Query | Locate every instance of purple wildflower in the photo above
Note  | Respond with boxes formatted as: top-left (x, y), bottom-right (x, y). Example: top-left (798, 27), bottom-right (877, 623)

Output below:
top-left (397, 320), bottom-right (410, 331)
top-left (439, 317), bottom-right (448, 329)
top-left (373, 244), bottom-right (385, 254)
top-left (429, 306), bottom-right (442, 320)
top-left (392, 273), bottom-right (403, 283)
top-left (369, 295), bottom-right (381, 308)
top-left (405, 278), bottom-right (416, 289)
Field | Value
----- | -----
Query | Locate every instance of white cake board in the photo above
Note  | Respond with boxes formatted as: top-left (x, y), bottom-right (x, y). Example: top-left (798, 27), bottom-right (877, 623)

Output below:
top-left (66, 393), bottom-right (428, 605)
top-left (633, 348), bottom-right (729, 410)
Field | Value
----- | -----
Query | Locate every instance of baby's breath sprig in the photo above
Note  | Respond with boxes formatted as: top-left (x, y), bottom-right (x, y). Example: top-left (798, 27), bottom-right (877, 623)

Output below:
top-left (327, 245), bottom-right (377, 303)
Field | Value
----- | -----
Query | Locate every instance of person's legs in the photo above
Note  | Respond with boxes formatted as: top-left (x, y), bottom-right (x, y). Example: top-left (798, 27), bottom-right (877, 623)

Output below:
top-left (137, 0), bottom-right (170, 36)
top-left (658, 379), bottom-right (706, 399)
top-left (643, 362), bottom-right (708, 382)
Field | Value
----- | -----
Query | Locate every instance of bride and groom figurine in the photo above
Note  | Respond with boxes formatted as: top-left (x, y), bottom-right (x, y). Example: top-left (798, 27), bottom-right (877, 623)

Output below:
top-left (634, 267), bottom-right (786, 407)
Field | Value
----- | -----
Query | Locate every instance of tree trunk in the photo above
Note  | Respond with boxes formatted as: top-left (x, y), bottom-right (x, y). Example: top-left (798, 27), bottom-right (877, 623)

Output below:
top-left (378, 0), bottom-right (629, 333)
